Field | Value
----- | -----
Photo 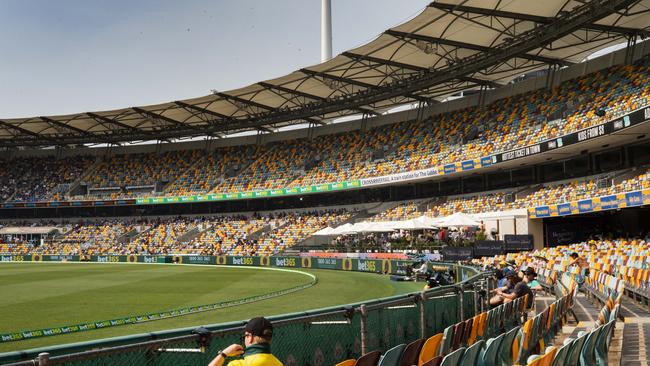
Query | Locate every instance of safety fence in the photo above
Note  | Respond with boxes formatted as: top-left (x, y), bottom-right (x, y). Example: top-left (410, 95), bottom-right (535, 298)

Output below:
top-left (0, 259), bottom-right (489, 365)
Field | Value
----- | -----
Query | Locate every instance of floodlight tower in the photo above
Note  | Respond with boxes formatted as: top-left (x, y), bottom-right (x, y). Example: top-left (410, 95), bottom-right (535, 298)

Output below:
top-left (321, 0), bottom-right (332, 62)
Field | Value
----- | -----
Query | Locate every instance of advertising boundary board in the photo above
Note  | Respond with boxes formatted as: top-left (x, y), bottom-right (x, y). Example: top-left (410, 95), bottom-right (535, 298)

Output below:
top-left (0, 255), bottom-right (439, 343)
top-left (2, 106), bottom-right (648, 210)
top-left (528, 188), bottom-right (650, 218)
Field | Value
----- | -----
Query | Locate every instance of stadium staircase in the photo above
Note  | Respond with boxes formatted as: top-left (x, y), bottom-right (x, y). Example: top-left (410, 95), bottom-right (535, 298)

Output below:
top-left (248, 222), bottom-right (272, 241)
top-left (116, 227), bottom-right (139, 245)
top-left (613, 165), bottom-right (650, 185)
top-left (174, 226), bottom-right (202, 246)
top-left (293, 209), bottom-right (372, 249)
top-left (420, 196), bottom-right (446, 213)
top-left (160, 152), bottom-right (212, 194)
top-left (366, 201), bottom-right (401, 217)
top-left (64, 156), bottom-right (102, 199)
top-left (513, 185), bottom-right (541, 201)
top-left (2, 191), bottom-right (17, 204)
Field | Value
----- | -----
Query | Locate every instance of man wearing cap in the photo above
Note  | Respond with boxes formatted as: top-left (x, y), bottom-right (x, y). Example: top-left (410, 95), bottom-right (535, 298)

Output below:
top-left (208, 317), bottom-right (283, 366)
top-left (501, 267), bottom-right (536, 309)
top-left (489, 269), bottom-right (517, 307)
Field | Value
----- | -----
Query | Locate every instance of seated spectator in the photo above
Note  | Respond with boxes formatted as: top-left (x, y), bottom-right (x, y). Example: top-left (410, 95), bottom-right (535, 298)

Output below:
top-left (502, 267), bottom-right (536, 309)
top-left (489, 269), bottom-right (517, 307)
top-left (520, 269), bottom-right (543, 292)
top-left (208, 317), bottom-right (282, 366)
top-left (569, 252), bottom-right (590, 283)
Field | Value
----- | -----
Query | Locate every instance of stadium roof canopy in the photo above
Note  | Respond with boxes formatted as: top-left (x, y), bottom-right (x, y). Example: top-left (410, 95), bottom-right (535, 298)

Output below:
top-left (2, 0), bottom-right (650, 147)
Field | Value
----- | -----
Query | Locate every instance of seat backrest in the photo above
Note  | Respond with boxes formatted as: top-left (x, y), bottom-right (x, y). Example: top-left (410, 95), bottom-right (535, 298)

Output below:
top-left (467, 315), bottom-right (480, 345)
top-left (356, 350), bottom-right (382, 366)
top-left (579, 326), bottom-right (602, 366)
top-left (459, 340), bottom-right (484, 366)
top-left (422, 355), bottom-right (443, 366)
top-left (440, 347), bottom-right (466, 366)
top-left (400, 338), bottom-right (426, 366)
top-left (439, 325), bottom-right (456, 356)
top-left (452, 322), bottom-right (466, 350)
top-left (595, 320), bottom-right (615, 365)
top-left (419, 334), bottom-right (443, 366)
top-left (526, 347), bottom-right (556, 366)
top-left (462, 318), bottom-right (473, 346)
top-left (565, 332), bottom-right (588, 366)
top-left (497, 325), bottom-right (520, 366)
top-left (526, 355), bottom-right (543, 366)
top-left (336, 359), bottom-right (357, 366)
top-left (609, 304), bottom-right (620, 322)
top-left (484, 310), bottom-right (495, 338)
top-left (541, 346), bottom-right (557, 366)
top-left (478, 312), bottom-right (487, 338)
top-left (550, 340), bottom-right (572, 366)
top-left (479, 333), bottom-right (504, 366)
top-left (378, 344), bottom-right (406, 366)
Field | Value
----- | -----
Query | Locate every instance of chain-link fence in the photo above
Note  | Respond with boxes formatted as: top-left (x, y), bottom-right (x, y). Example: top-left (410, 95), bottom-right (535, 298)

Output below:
top-left (3, 267), bottom-right (489, 366)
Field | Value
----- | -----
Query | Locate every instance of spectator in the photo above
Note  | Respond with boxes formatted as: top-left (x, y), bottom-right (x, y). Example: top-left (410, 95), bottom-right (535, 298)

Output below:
top-left (520, 269), bottom-right (543, 292)
top-left (489, 269), bottom-right (517, 307)
top-left (208, 317), bottom-right (282, 366)
top-left (569, 252), bottom-right (590, 283)
top-left (501, 267), bottom-right (536, 309)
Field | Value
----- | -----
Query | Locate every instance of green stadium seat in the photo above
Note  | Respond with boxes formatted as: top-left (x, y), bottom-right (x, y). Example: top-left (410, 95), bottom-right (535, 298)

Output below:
top-left (378, 344), bottom-right (405, 366)
top-left (565, 331), bottom-right (588, 366)
top-left (440, 347), bottom-right (466, 366)
top-left (579, 325), bottom-right (603, 366)
top-left (595, 320), bottom-right (616, 366)
top-left (478, 333), bottom-right (504, 366)
top-left (550, 340), bottom-right (572, 366)
top-left (497, 326), bottom-right (520, 366)
top-left (439, 324), bottom-right (455, 356)
top-left (459, 340), bottom-right (484, 366)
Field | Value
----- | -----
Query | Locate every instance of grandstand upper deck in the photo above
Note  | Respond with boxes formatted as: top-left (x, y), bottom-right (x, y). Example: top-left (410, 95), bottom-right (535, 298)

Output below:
top-left (1, 51), bottom-right (650, 204)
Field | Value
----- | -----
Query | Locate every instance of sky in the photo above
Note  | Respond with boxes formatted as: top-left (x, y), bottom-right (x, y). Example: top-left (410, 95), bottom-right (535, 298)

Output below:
top-left (0, 0), bottom-right (429, 119)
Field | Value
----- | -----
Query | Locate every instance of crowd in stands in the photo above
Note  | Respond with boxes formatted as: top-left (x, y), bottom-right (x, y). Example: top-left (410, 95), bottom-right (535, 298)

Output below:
top-left (0, 156), bottom-right (94, 202)
top-left (1, 60), bottom-right (649, 203)
top-left (255, 210), bottom-right (354, 255)
top-left (166, 146), bottom-right (265, 196)
top-left (0, 209), bottom-right (354, 256)
top-left (83, 151), bottom-right (200, 199)
top-left (369, 201), bottom-right (421, 221)
top-left (360, 167), bottom-right (650, 221)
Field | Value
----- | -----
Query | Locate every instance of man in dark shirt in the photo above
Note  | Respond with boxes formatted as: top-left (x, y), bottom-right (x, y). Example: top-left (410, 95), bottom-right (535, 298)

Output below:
top-left (490, 269), bottom-right (517, 307)
top-left (502, 267), bottom-right (536, 309)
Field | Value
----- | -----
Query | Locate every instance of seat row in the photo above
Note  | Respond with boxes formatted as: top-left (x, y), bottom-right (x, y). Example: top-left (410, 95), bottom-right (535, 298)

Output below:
top-left (333, 292), bottom-right (581, 366)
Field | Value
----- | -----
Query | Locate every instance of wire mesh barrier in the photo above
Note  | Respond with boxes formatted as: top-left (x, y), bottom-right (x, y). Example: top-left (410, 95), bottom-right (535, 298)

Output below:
top-left (1, 265), bottom-right (488, 366)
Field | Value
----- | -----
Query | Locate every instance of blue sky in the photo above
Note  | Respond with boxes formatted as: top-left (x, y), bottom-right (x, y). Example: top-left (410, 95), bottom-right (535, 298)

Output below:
top-left (0, 1), bottom-right (428, 118)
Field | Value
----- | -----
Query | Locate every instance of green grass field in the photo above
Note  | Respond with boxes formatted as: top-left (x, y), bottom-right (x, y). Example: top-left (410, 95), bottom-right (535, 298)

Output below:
top-left (0, 262), bottom-right (423, 353)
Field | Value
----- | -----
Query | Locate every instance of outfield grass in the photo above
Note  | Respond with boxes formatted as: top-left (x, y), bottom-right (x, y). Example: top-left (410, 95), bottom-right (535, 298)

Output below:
top-left (0, 263), bottom-right (423, 353)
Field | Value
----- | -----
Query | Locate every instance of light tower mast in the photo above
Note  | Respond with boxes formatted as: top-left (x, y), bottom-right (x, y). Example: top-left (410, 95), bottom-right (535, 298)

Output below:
top-left (321, 0), bottom-right (332, 62)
